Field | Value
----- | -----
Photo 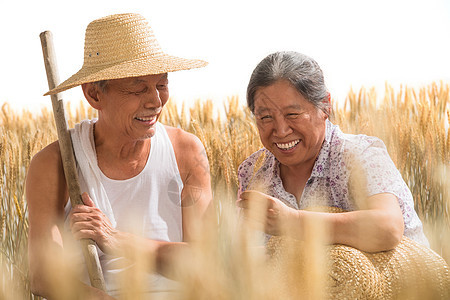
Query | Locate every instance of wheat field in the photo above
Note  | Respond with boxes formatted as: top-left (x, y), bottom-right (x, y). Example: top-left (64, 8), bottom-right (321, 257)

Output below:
top-left (0, 82), bottom-right (448, 299)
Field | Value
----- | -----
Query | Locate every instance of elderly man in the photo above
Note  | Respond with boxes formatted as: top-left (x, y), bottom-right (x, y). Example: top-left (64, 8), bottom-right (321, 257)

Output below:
top-left (26, 13), bottom-right (212, 299)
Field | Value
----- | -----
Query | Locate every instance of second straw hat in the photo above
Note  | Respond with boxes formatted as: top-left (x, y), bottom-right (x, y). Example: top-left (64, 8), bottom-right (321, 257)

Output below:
top-left (45, 13), bottom-right (208, 95)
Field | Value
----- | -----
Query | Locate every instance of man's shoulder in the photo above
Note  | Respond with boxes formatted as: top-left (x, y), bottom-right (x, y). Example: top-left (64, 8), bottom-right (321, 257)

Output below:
top-left (162, 124), bottom-right (210, 184)
top-left (27, 141), bottom-right (66, 184)
top-left (163, 124), bottom-right (207, 173)
top-left (30, 141), bottom-right (62, 166)
top-left (26, 140), bottom-right (67, 202)
top-left (163, 124), bottom-right (204, 151)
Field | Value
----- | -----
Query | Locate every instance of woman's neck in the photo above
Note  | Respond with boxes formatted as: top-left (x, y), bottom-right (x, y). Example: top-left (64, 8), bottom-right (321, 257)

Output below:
top-left (279, 159), bottom-right (315, 183)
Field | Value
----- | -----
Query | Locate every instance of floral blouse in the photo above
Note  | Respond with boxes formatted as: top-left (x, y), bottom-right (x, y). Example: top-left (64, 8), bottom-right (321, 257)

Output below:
top-left (238, 120), bottom-right (429, 246)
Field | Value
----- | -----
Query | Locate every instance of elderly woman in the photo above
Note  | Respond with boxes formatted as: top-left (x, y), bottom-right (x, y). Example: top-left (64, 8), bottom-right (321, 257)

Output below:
top-left (237, 51), bottom-right (429, 252)
top-left (26, 13), bottom-right (211, 299)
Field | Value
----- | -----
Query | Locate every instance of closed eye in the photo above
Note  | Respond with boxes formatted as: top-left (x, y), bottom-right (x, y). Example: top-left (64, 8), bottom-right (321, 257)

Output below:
top-left (157, 76), bottom-right (169, 90)
top-left (286, 113), bottom-right (300, 119)
top-left (260, 115), bottom-right (272, 120)
top-left (129, 87), bottom-right (148, 95)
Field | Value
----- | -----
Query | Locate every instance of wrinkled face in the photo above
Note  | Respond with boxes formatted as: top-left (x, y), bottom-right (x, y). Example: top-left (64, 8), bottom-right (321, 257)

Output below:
top-left (253, 80), bottom-right (327, 169)
top-left (95, 73), bottom-right (169, 140)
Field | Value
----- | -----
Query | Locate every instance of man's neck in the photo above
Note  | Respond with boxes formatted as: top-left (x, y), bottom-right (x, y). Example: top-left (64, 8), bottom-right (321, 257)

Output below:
top-left (93, 122), bottom-right (152, 180)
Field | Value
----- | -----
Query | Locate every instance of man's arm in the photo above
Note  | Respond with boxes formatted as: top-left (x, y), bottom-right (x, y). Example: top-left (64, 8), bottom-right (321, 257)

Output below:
top-left (26, 142), bottom-right (112, 299)
top-left (178, 132), bottom-right (213, 242)
top-left (26, 142), bottom-right (68, 298)
top-left (165, 126), bottom-right (213, 241)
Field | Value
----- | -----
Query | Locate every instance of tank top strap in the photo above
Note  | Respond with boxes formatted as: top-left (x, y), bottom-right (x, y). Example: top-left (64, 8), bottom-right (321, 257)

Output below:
top-left (148, 122), bottom-right (181, 179)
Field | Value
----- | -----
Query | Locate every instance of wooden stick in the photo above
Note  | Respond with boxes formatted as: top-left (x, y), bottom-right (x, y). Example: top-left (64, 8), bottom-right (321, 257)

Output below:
top-left (39, 31), bottom-right (107, 292)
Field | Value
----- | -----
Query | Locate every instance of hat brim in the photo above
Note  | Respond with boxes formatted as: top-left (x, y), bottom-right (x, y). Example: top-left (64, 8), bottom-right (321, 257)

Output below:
top-left (44, 54), bottom-right (208, 95)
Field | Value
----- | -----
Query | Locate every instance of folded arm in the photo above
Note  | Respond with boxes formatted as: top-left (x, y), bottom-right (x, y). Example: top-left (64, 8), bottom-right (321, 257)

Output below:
top-left (237, 190), bottom-right (404, 252)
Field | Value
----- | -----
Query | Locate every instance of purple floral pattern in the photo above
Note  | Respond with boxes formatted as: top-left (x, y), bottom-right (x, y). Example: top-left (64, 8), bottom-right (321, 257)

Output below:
top-left (238, 120), bottom-right (429, 246)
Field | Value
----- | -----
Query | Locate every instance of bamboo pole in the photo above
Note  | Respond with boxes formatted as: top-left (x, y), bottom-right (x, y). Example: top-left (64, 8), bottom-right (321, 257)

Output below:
top-left (39, 30), bottom-right (107, 292)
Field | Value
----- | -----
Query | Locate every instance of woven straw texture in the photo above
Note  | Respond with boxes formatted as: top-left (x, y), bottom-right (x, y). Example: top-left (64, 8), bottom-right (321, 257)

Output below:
top-left (45, 13), bottom-right (207, 95)
top-left (267, 207), bottom-right (450, 299)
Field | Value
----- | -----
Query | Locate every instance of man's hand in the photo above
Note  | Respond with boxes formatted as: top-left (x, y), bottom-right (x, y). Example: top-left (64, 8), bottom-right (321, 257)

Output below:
top-left (69, 193), bottom-right (194, 279)
top-left (69, 193), bottom-right (119, 254)
top-left (237, 190), bottom-right (298, 236)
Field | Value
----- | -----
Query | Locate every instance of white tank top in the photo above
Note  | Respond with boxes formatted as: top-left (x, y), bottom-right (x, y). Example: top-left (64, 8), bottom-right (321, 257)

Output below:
top-left (99, 122), bottom-right (183, 242)
top-left (64, 121), bottom-right (183, 296)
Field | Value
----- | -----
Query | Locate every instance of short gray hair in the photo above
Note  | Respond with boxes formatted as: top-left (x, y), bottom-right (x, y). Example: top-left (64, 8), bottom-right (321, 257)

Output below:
top-left (92, 80), bottom-right (109, 92)
top-left (247, 51), bottom-right (331, 116)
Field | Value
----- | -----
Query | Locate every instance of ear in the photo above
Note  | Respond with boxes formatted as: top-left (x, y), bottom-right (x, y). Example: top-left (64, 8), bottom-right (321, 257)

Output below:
top-left (81, 83), bottom-right (102, 110)
top-left (322, 92), bottom-right (332, 120)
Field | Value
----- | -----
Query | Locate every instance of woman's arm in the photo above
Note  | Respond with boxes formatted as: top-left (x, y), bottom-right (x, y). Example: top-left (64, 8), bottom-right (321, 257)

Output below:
top-left (237, 190), bottom-right (404, 252)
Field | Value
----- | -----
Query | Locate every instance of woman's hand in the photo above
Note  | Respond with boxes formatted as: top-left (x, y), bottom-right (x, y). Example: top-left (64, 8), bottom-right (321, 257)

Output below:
top-left (69, 193), bottom-right (120, 255)
top-left (237, 190), bottom-right (299, 236)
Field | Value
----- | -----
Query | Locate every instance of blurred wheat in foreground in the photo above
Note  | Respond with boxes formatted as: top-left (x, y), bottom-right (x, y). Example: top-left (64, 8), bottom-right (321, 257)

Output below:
top-left (0, 83), bottom-right (449, 299)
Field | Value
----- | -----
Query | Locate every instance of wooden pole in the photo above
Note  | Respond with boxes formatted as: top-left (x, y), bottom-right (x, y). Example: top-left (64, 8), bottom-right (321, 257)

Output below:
top-left (39, 31), bottom-right (107, 292)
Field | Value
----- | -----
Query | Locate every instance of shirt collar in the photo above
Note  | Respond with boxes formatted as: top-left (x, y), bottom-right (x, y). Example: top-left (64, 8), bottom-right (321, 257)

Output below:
top-left (310, 119), bottom-right (334, 178)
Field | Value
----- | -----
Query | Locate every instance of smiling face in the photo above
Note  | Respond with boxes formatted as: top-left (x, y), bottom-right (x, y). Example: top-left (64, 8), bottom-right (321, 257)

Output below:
top-left (86, 73), bottom-right (169, 141)
top-left (253, 80), bottom-right (328, 170)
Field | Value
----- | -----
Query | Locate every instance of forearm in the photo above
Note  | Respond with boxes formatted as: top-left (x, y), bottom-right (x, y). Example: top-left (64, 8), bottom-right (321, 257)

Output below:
top-left (290, 209), bottom-right (404, 252)
top-left (32, 277), bottom-right (112, 300)
top-left (28, 227), bottom-right (68, 298)
top-left (332, 209), bottom-right (404, 251)
top-left (29, 239), bottom-right (111, 299)
top-left (112, 231), bottom-right (189, 278)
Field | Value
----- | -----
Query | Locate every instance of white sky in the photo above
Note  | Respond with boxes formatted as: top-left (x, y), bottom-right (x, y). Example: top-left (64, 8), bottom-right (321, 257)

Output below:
top-left (1, 0), bottom-right (449, 113)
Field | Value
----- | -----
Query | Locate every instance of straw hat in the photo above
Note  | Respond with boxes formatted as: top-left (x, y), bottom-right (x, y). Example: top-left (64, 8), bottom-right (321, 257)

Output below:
top-left (267, 206), bottom-right (450, 299)
top-left (45, 13), bottom-right (208, 95)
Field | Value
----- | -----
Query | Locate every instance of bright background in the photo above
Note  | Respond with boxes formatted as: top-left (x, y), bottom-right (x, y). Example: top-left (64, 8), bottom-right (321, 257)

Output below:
top-left (1, 0), bottom-right (449, 112)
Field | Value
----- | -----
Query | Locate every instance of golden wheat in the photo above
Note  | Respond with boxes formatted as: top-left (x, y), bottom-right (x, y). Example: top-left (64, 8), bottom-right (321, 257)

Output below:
top-left (0, 82), bottom-right (449, 299)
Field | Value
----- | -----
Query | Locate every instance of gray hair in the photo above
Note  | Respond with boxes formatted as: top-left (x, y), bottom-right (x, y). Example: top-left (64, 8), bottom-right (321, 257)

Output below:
top-left (93, 80), bottom-right (109, 93)
top-left (247, 51), bottom-right (331, 116)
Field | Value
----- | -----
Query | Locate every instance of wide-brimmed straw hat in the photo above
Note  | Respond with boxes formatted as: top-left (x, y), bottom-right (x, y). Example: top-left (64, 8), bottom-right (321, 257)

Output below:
top-left (45, 13), bottom-right (208, 95)
top-left (266, 206), bottom-right (450, 299)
